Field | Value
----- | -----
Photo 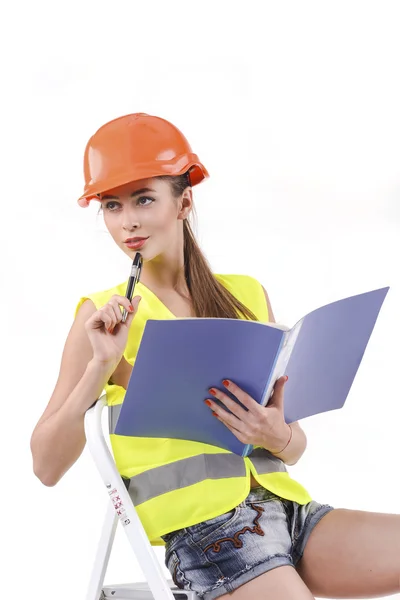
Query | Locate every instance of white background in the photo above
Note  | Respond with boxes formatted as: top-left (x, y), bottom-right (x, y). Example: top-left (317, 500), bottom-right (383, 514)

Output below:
top-left (1, 1), bottom-right (399, 598)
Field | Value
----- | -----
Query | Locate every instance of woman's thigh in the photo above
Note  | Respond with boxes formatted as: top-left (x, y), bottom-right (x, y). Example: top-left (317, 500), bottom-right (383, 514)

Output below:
top-left (296, 507), bottom-right (400, 597)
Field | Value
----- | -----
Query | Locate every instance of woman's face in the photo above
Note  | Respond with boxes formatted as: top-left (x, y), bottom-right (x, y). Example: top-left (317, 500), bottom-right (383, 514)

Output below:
top-left (99, 177), bottom-right (191, 261)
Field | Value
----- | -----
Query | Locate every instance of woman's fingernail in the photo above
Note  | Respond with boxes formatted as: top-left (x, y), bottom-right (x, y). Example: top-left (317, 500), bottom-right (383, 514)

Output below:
top-left (204, 400), bottom-right (212, 407)
top-left (128, 304), bottom-right (134, 312)
top-left (209, 388), bottom-right (217, 396)
top-left (284, 375), bottom-right (289, 382)
top-left (222, 380), bottom-right (229, 387)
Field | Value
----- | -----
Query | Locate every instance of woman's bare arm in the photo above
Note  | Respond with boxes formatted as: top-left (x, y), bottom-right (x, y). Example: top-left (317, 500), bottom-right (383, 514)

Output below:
top-left (30, 300), bottom-right (116, 486)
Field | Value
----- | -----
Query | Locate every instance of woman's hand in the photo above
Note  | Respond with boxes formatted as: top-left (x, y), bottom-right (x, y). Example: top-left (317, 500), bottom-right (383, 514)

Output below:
top-left (204, 376), bottom-right (291, 454)
top-left (85, 294), bottom-right (142, 367)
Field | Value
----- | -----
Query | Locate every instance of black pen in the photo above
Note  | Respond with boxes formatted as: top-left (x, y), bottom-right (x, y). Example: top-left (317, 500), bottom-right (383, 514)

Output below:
top-left (121, 253), bottom-right (143, 323)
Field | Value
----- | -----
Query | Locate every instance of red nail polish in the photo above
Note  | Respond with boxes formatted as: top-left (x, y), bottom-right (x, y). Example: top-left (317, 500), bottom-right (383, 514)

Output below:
top-left (204, 400), bottom-right (212, 407)
top-left (128, 304), bottom-right (134, 312)
top-left (222, 380), bottom-right (229, 387)
top-left (212, 411), bottom-right (218, 417)
top-left (209, 388), bottom-right (217, 395)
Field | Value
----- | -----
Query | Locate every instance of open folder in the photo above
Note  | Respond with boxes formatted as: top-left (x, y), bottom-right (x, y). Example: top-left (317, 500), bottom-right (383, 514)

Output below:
top-left (114, 286), bottom-right (389, 457)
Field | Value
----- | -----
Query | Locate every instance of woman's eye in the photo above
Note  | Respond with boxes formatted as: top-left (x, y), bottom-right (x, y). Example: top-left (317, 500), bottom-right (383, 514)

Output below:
top-left (105, 201), bottom-right (120, 211)
top-left (104, 197), bottom-right (154, 210)
top-left (137, 196), bottom-right (154, 206)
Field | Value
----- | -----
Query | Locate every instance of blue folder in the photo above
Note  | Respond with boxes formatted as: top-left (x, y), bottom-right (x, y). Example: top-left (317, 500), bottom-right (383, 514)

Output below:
top-left (114, 286), bottom-right (389, 456)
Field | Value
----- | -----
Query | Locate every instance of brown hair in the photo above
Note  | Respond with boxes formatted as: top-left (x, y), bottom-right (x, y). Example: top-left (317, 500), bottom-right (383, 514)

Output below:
top-left (99, 172), bottom-right (259, 321)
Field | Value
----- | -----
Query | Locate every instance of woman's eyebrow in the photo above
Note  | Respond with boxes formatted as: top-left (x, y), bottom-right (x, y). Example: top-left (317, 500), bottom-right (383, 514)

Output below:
top-left (131, 187), bottom-right (157, 196)
top-left (101, 187), bottom-right (157, 201)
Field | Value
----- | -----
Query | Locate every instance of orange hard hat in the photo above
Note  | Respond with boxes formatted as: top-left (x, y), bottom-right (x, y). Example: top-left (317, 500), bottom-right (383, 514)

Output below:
top-left (77, 113), bottom-right (209, 207)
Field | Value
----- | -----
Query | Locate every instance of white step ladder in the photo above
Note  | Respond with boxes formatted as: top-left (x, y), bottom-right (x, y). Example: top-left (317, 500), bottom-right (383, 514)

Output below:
top-left (84, 394), bottom-right (199, 600)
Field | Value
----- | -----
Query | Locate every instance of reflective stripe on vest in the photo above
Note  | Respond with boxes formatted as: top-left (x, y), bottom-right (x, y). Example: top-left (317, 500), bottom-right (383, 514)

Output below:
top-left (110, 403), bottom-right (290, 480)
top-left (122, 449), bottom-right (287, 506)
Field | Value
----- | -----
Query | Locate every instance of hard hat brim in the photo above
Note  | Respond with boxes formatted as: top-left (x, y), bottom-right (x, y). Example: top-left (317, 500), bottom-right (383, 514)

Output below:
top-left (77, 156), bottom-right (209, 207)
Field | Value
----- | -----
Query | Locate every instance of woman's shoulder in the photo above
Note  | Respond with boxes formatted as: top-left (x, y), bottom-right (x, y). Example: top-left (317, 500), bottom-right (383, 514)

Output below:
top-left (216, 273), bottom-right (268, 319)
top-left (215, 272), bottom-right (263, 289)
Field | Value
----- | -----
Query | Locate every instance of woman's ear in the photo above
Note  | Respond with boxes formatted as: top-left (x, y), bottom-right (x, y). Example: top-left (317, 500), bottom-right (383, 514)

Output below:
top-left (177, 188), bottom-right (193, 220)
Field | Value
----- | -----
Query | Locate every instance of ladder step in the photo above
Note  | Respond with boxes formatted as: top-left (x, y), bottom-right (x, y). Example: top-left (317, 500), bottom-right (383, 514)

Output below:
top-left (102, 581), bottom-right (199, 599)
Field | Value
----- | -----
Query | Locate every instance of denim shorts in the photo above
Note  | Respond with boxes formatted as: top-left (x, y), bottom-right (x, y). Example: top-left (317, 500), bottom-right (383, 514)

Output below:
top-left (161, 486), bottom-right (334, 599)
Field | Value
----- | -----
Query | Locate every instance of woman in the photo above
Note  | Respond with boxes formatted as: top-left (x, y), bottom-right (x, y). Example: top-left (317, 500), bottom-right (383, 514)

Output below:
top-left (30, 113), bottom-right (400, 599)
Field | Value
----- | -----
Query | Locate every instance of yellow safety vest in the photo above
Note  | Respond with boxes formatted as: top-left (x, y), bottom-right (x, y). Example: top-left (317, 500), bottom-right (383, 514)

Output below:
top-left (75, 274), bottom-right (312, 546)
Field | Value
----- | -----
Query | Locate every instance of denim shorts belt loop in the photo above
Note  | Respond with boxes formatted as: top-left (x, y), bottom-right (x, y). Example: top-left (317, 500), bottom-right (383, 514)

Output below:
top-left (161, 486), bottom-right (334, 600)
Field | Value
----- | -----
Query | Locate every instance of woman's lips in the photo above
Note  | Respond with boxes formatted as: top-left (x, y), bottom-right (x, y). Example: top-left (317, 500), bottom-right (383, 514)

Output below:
top-left (124, 237), bottom-right (149, 249)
